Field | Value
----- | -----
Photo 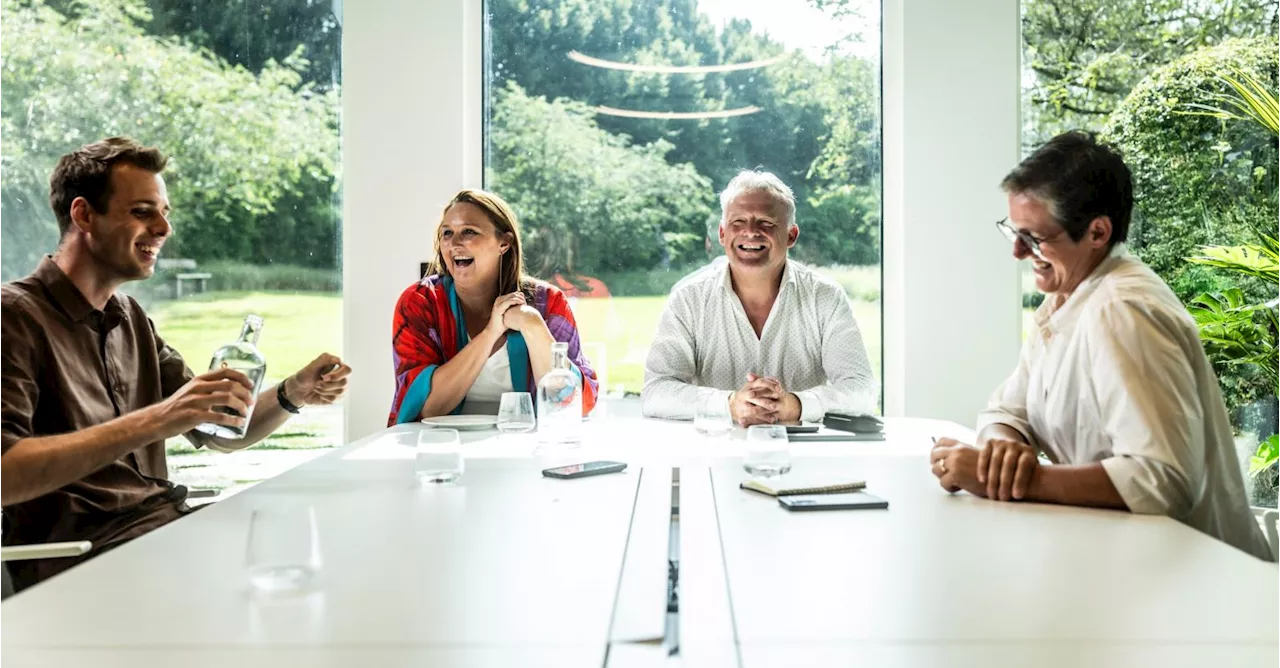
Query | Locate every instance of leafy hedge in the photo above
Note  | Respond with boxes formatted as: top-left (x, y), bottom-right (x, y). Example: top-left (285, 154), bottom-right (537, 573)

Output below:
top-left (1104, 37), bottom-right (1278, 302)
top-left (1104, 37), bottom-right (1279, 414)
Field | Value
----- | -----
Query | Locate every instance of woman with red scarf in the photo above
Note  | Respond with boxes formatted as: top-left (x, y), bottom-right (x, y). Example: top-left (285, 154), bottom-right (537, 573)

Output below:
top-left (389, 190), bottom-right (598, 425)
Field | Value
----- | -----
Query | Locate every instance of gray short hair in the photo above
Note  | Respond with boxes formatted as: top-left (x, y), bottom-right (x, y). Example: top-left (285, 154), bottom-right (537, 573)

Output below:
top-left (719, 169), bottom-right (796, 229)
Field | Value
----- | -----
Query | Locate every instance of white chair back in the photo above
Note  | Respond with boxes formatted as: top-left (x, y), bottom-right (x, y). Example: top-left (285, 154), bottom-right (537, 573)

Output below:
top-left (1252, 507), bottom-right (1279, 560)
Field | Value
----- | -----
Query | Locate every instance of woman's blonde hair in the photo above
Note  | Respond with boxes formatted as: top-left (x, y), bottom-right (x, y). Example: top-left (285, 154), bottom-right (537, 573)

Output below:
top-left (429, 189), bottom-right (529, 296)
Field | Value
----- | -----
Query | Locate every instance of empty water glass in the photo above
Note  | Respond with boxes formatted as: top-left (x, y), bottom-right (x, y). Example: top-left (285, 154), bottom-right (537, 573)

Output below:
top-left (246, 504), bottom-right (322, 594)
top-left (417, 428), bottom-right (464, 483)
top-left (497, 392), bottom-right (536, 434)
top-left (743, 424), bottom-right (792, 477)
top-left (694, 392), bottom-right (732, 437)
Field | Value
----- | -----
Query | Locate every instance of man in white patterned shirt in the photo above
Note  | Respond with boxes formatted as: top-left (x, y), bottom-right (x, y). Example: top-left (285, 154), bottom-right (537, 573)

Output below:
top-left (642, 170), bottom-right (877, 425)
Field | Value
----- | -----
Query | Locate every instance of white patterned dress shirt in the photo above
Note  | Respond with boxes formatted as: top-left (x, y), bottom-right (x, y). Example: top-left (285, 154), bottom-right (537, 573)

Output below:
top-left (642, 259), bottom-right (878, 422)
top-left (979, 245), bottom-right (1273, 561)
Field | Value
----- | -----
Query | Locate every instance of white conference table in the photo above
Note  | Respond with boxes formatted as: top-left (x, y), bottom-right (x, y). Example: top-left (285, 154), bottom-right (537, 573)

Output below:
top-left (703, 455), bottom-right (1280, 667)
top-left (1, 418), bottom-right (683, 668)
top-left (3, 414), bottom-right (1276, 668)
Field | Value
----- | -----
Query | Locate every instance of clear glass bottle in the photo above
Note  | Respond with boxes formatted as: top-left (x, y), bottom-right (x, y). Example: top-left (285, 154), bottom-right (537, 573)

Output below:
top-left (536, 342), bottom-right (582, 446)
top-left (195, 314), bottom-right (267, 439)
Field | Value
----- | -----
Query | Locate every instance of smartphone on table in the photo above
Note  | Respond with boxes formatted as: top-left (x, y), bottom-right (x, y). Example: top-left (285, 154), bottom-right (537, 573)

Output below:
top-left (541, 461), bottom-right (628, 479)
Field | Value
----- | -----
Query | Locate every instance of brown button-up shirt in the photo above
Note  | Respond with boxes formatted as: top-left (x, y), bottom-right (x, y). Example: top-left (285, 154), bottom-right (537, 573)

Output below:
top-left (2, 257), bottom-right (203, 588)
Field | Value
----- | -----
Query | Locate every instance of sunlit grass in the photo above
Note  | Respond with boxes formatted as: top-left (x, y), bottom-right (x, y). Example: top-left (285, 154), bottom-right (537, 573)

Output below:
top-left (149, 291), bottom-right (342, 384)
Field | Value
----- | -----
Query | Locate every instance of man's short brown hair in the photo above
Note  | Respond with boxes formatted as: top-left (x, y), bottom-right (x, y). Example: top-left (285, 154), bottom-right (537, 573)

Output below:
top-left (48, 137), bottom-right (168, 236)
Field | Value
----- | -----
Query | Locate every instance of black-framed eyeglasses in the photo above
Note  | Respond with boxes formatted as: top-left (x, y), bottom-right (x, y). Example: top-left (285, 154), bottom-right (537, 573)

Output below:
top-left (995, 218), bottom-right (1049, 261)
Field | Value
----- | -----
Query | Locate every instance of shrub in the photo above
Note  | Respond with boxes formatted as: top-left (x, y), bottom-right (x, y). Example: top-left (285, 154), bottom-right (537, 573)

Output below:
top-left (1104, 37), bottom-right (1278, 414)
top-left (1103, 37), bottom-right (1278, 304)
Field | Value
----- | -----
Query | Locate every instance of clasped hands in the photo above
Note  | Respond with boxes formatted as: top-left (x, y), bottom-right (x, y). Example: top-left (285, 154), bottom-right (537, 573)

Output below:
top-left (929, 436), bottom-right (1040, 502)
top-left (729, 373), bottom-right (802, 427)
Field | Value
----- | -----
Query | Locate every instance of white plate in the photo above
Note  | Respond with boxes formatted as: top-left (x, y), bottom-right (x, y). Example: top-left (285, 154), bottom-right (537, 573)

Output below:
top-left (420, 415), bottom-right (499, 431)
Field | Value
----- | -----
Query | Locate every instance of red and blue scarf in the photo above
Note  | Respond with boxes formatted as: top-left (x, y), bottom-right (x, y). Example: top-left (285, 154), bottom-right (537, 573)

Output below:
top-left (389, 275), bottom-right (599, 425)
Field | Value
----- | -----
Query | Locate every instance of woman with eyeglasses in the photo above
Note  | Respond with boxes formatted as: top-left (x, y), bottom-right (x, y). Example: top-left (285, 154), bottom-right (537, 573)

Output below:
top-left (929, 131), bottom-right (1273, 561)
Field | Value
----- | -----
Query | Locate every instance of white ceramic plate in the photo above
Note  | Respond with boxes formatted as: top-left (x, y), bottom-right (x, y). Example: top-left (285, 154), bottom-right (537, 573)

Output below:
top-left (421, 415), bottom-right (499, 431)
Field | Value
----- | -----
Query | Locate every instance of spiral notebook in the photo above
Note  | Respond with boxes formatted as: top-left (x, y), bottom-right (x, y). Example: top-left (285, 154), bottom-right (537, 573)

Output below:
top-left (740, 478), bottom-right (867, 497)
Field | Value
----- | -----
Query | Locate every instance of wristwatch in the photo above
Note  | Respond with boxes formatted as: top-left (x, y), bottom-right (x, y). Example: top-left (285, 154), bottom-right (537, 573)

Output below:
top-left (277, 380), bottom-right (303, 414)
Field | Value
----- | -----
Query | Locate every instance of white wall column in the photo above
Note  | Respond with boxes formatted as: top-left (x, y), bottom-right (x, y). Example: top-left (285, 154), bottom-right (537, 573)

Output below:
top-left (882, 0), bottom-right (1023, 426)
top-left (342, 0), bottom-right (484, 442)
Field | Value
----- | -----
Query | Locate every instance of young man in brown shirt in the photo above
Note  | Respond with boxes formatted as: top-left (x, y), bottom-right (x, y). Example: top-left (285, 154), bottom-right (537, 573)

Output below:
top-left (1, 137), bottom-right (352, 592)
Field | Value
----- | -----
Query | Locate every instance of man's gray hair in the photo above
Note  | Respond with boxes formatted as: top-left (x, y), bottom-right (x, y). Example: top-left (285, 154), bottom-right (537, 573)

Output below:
top-left (719, 169), bottom-right (797, 229)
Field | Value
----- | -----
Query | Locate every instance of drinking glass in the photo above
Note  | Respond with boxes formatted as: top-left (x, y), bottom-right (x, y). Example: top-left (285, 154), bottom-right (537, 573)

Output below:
top-left (246, 504), bottom-right (322, 594)
top-left (497, 392), bottom-right (536, 434)
top-left (694, 392), bottom-right (732, 437)
top-left (417, 428), bottom-right (464, 483)
top-left (743, 425), bottom-right (792, 477)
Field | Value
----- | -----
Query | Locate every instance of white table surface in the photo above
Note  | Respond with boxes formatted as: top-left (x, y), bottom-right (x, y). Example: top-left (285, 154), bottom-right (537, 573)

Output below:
top-left (707, 454), bottom-right (1279, 665)
top-left (6, 414), bottom-right (1275, 668)
top-left (0, 647), bottom-right (604, 668)
top-left (738, 642), bottom-right (1280, 668)
top-left (1, 422), bottom-right (675, 667)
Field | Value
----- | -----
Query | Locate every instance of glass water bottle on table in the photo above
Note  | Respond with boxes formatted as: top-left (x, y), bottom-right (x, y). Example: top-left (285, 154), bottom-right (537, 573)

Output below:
top-left (537, 342), bottom-right (582, 447)
top-left (195, 314), bottom-right (267, 439)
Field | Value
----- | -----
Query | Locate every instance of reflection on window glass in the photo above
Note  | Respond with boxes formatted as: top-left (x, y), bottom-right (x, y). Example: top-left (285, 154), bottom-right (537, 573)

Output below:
top-left (1020, 0), bottom-right (1278, 504)
top-left (485, 0), bottom-right (883, 408)
top-left (1, 0), bottom-right (344, 496)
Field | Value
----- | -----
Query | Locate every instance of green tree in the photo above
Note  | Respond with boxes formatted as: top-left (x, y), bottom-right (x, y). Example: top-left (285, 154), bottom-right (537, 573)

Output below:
top-left (794, 53), bottom-right (881, 265)
top-left (1105, 37), bottom-right (1279, 413)
top-left (1022, 0), bottom-right (1277, 144)
top-left (1104, 38), bottom-right (1278, 296)
top-left (0, 0), bottom-right (340, 279)
top-left (487, 0), bottom-right (883, 269)
top-left (142, 0), bottom-right (341, 90)
top-left (488, 82), bottom-right (715, 278)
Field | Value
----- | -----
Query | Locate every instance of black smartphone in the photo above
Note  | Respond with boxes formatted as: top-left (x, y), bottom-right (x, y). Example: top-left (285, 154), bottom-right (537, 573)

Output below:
top-left (784, 423), bottom-right (819, 434)
top-left (778, 492), bottom-right (889, 511)
top-left (542, 461), bottom-right (628, 479)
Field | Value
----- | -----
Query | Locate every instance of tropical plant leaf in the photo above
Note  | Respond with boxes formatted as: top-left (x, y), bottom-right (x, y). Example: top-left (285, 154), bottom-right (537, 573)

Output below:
top-left (1189, 286), bottom-right (1279, 394)
top-left (1181, 68), bottom-right (1280, 136)
top-left (1250, 434), bottom-right (1280, 477)
top-left (1186, 243), bottom-right (1280, 283)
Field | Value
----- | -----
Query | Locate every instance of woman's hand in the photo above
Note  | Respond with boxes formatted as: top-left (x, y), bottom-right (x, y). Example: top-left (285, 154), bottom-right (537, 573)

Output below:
top-left (930, 438), bottom-right (986, 497)
top-left (977, 437), bottom-right (1039, 501)
top-left (502, 303), bottom-right (546, 334)
top-left (483, 292), bottom-right (526, 338)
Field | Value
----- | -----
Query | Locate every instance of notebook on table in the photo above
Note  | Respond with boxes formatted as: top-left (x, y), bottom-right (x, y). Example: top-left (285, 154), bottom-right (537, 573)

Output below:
top-left (789, 432), bottom-right (885, 442)
top-left (740, 478), bottom-right (867, 497)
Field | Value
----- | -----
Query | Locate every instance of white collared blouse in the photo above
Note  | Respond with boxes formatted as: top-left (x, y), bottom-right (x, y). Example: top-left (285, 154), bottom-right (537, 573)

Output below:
top-left (979, 245), bottom-right (1273, 561)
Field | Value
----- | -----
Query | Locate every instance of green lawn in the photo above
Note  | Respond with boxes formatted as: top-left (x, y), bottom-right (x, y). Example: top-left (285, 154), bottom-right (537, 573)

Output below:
top-left (146, 287), bottom-right (1004, 493)
top-left (150, 287), bottom-right (884, 399)
top-left (146, 288), bottom-right (881, 493)
top-left (151, 292), bottom-right (345, 489)
top-left (569, 296), bottom-right (882, 393)
top-left (149, 291), bottom-right (343, 385)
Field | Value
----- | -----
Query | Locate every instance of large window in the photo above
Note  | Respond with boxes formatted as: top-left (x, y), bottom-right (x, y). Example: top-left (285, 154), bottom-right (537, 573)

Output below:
top-left (484, 0), bottom-right (882, 409)
top-left (1019, 0), bottom-right (1279, 504)
top-left (1, 0), bottom-right (344, 496)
